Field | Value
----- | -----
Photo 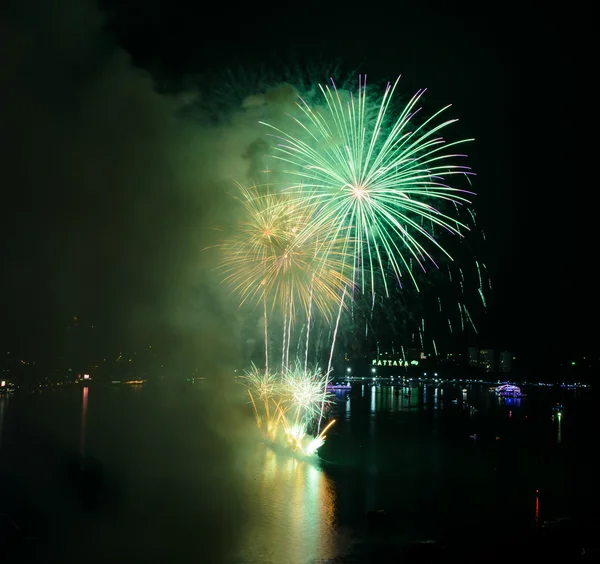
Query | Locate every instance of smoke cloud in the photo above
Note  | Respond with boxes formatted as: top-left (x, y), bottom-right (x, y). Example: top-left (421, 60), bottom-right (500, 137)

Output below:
top-left (0, 0), bottom-right (289, 361)
top-left (0, 0), bottom-right (279, 561)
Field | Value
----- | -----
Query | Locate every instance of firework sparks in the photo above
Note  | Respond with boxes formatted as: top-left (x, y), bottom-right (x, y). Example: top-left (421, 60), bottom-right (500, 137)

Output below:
top-left (243, 362), bottom-right (334, 456)
top-left (260, 75), bottom-right (475, 296)
top-left (215, 74), bottom-right (482, 456)
top-left (218, 183), bottom-right (352, 322)
top-left (283, 363), bottom-right (331, 419)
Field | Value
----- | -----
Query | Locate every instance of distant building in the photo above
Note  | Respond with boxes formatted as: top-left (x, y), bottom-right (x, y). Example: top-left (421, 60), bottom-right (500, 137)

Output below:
top-left (467, 347), bottom-right (495, 372)
top-left (406, 348), bottom-right (425, 362)
top-left (468, 347), bottom-right (478, 367)
top-left (499, 351), bottom-right (512, 373)
top-left (478, 349), bottom-right (495, 372)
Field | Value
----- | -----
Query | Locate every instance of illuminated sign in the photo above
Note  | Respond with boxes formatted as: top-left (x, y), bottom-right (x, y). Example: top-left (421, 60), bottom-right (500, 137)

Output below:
top-left (1, 380), bottom-right (5, 387)
top-left (371, 359), bottom-right (419, 367)
top-left (373, 359), bottom-right (402, 366)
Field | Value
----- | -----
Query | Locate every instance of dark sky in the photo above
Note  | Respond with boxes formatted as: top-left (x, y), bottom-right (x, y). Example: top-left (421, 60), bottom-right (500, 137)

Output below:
top-left (1, 0), bottom-right (591, 367)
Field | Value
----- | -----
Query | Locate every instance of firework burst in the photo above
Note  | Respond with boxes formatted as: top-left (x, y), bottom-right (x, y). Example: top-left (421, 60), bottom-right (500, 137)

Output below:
top-left (260, 75), bottom-right (475, 296)
top-left (244, 362), bottom-right (335, 457)
top-left (218, 183), bottom-right (352, 321)
top-left (217, 74), bottom-right (480, 457)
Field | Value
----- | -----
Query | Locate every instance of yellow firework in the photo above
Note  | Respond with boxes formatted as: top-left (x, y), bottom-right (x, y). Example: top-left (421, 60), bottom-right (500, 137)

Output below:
top-left (219, 183), bottom-right (352, 320)
top-left (242, 363), bottom-right (336, 457)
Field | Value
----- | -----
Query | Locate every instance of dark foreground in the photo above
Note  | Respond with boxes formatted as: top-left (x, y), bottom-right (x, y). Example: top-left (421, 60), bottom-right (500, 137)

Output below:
top-left (1, 382), bottom-right (599, 562)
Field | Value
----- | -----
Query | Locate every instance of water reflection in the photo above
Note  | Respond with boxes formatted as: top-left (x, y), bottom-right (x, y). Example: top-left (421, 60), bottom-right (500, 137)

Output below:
top-left (343, 383), bottom-right (538, 416)
top-left (240, 442), bottom-right (337, 563)
top-left (501, 397), bottom-right (522, 408)
top-left (80, 386), bottom-right (89, 455)
top-left (554, 411), bottom-right (562, 443)
top-left (0, 396), bottom-right (6, 450)
top-left (359, 385), bottom-right (420, 413)
top-left (370, 384), bottom-right (376, 414)
top-left (0, 382), bottom-right (590, 562)
top-left (558, 413), bottom-right (562, 443)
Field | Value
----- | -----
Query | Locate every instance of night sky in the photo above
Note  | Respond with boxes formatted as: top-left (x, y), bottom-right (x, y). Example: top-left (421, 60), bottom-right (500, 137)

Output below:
top-left (1, 0), bottom-right (590, 369)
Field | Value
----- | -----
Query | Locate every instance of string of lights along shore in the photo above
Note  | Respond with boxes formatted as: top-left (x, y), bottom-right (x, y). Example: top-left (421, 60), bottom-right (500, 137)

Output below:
top-left (218, 74), bottom-right (486, 457)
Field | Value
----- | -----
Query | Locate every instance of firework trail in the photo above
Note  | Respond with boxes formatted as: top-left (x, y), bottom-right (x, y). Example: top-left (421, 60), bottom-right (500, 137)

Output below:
top-left (216, 73), bottom-right (484, 454)
top-left (218, 183), bottom-right (347, 455)
top-left (243, 362), bottom-right (334, 456)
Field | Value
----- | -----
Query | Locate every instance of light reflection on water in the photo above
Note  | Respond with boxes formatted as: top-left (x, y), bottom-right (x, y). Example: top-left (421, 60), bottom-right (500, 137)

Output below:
top-left (500, 396), bottom-right (522, 408)
top-left (0, 396), bottom-right (6, 449)
top-left (79, 386), bottom-right (88, 456)
top-left (356, 385), bottom-right (420, 415)
top-left (239, 442), bottom-right (338, 564)
top-left (552, 411), bottom-right (563, 444)
top-left (0, 382), bottom-right (594, 563)
top-left (557, 412), bottom-right (562, 443)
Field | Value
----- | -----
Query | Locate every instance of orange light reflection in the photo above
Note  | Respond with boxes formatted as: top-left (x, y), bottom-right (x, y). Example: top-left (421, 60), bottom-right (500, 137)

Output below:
top-left (240, 443), bottom-right (337, 563)
top-left (80, 386), bottom-right (88, 456)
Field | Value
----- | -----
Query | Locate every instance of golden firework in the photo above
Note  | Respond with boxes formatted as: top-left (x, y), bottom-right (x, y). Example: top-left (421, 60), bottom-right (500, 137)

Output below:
top-left (218, 182), bottom-right (352, 321)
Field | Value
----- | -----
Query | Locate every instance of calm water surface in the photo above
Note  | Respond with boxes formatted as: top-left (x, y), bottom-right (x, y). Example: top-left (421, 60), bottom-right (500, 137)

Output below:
top-left (0, 380), bottom-right (597, 563)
